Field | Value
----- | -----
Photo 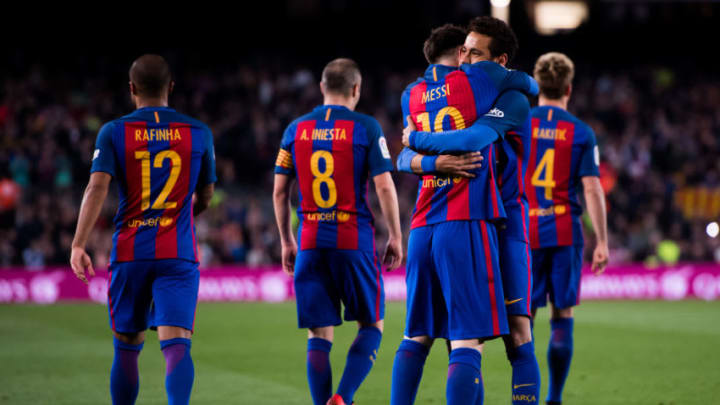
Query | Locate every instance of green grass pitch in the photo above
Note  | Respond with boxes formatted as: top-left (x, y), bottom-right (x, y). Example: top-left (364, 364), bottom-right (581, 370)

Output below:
top-left (1, 301), bottom-right (719, 404)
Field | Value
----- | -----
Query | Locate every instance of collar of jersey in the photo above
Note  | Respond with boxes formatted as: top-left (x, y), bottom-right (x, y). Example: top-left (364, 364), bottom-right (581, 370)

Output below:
top-left (314, 104), bottom-right (350, 112)
top-left (134, 106), bottom-right (176, 113)
top-left (424, 64), bottom-right (456, 82)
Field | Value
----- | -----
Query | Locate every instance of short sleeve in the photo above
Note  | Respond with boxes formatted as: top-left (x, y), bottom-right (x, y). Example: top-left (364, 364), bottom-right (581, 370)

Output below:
top-left (90, 122), bottom-right (116, 177)
top-left (578, 126), bottom-right (600, 177)
top-left (199, 127), bottom-right (217, 185)
top-left (366, 119), bottom-right (394, 177)
top-left (274, 123), bottom-right (296, 176)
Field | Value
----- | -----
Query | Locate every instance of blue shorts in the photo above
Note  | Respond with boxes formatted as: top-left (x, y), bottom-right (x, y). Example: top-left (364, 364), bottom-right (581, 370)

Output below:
top-left (531, 245), bottom-right (583, 310)
top-left (294, 249), bottom-right (384, 329)
top-left (107, 259), bottom-right (199, 334)
top-left (498, 233), bottom-right (532, 317)
top-left (405, 220), bottom-right (508, 341)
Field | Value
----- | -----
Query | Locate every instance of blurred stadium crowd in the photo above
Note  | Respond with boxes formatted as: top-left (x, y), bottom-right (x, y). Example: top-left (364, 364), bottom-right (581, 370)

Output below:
top-left (1, 61), bottom-right (719, 269)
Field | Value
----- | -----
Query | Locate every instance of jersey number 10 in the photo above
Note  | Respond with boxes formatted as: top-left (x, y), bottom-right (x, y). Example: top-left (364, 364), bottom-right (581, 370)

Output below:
top-left (134, 150), bottom-right (182, 211)
top-left (415, 106), bottom-right (466, 132)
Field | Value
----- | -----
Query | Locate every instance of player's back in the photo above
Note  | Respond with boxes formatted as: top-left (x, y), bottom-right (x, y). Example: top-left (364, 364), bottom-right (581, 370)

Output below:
top-left (526, 106), bottom-right (599, 248)
top-left (93, 106), bottom-right (215, 263)
top-left (275, 105), bottom-right (393, 251)
top-left (401, 63), bottom-right (525, 228)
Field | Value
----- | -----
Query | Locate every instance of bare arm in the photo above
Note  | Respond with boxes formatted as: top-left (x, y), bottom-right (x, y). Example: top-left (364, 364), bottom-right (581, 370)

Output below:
top-left (70, 172), bottom-right (111, 284)
top-left (373, 172), bottom-right (403, 270)
top-left (193, 183), bottom-right (214, 216)
top-left (273, 173), bottom-right (297, 276)
top-left (582, 176), bottom-right (609, 274)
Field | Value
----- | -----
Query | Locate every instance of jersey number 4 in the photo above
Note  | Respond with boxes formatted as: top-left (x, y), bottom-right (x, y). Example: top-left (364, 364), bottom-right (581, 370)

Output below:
top-left (531, 148), bottom-right (556, 200)
top-left (134, 150), bottom-right (181, 210)
top-left (310, 150), bottom-right (337, 208)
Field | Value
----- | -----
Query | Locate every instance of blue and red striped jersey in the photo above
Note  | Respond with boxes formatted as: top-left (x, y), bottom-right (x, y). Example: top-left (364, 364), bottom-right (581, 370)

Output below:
top-left (526, 106), bottom-right (600, 249)
top-left (91, 107), bottom-right (217, 264)
top-left (274, 105), bottom-right (393, 252)
top-left (398, 62), bottom-right (537, 229)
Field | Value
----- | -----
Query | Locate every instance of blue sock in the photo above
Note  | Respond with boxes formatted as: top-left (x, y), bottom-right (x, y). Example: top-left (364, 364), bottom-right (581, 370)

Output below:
top-left (111, 338), bottom-right (143, 405)
top-left (390, 340), bottom-right (430, 405)
top-left (336, 326), bottom-right (382, 403)
top-left (447, 348), bottom-right (483, 405)
top-left (507, 342), bottom-right (540, 405)
top-left (160, 338), bottom-right (194, 405)
top-left (547, 318), bottom-right (574, 403)
top-left (307, 338), bottom-right (333, 405)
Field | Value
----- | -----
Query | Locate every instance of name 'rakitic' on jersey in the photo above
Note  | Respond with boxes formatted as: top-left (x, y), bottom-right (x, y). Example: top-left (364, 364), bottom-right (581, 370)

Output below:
top-left (421, 84), bottom-right (450, 104)
top-left (299, 128), bottom-right (348, 141)
top-left (532, 127), bottom-right (567, 141)
top-left (134, 128), bottom-right (183, 142)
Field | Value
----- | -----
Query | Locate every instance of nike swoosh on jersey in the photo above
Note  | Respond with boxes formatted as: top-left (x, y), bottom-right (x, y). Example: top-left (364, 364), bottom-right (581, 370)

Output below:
top-left (513, 383), bottom-right (536, 389)
top-left (505, 298), bottom-right (523, 305)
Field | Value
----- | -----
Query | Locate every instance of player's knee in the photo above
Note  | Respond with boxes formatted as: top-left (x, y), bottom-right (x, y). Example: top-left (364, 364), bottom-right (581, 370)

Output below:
top-left (551, 306), bottom-right (573, 319)
top-left (157, 326), bottom-right (192, 341)
top-left (114, 331), bottom-right (145, 345)
top-left (405, 335), bottom-right (433, 347)
top-left (450, 339), bottom-right (483, 353)
top-left (359, 319), bottom-right (384, 333)
top-left (308, 326), bottom-right (334, 342)
top-left (508, 315), bottom-right (533, 347)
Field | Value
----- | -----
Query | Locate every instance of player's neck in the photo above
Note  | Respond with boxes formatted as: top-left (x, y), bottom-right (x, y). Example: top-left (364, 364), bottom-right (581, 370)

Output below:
top-left (538, 96), bottom-right (568, 110)
top-left (434, 57), bottom-right (457, 68)
top-left (135, 98), bottom-right (169, 109)
top-left (323, 96), bottom-right (355, 111)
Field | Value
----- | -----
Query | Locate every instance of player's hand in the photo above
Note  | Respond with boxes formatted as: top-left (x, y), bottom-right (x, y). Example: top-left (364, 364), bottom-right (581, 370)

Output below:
top-left (382, 237), bottom-right (403, 271)
top-left (591, 242), bottom-right (609, 275)
top-left (435, 152), bottom-right (483, 178)
top-left (402, 116), bottom-right (417, 147)
top-left (70, 246), bottom-right (95, 285)
top-left (281, 241), bottom-right (297, 277)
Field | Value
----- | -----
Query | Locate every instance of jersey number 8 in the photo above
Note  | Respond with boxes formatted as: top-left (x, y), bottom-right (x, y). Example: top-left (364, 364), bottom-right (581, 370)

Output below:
top-left (310, 150), bottom-right (337, 208)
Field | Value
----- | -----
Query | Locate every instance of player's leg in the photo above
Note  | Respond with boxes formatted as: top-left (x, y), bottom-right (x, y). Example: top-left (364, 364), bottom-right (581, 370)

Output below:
top-left (330, 249), bottom-right (385, 405)
top-left (391, 226), bottom-right (439, 405)
top-left (308, 326), bottom-right (335, 405)
top-left (434, 221), bottom-right (508, 405)
top-left (545, 245), bottom-right (583, 405)
top-left (151, 259), bottom-right (200, 405)
top-left (499, 236), bottom-right (540, 405)
top-left (295, 249), bottom-right (341, 405)
top-left (107, 262), bottom-right (153, 405)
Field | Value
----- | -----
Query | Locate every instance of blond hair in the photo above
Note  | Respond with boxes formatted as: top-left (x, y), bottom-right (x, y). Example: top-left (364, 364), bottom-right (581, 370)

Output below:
top-left (534, 52), bottom-right (575, 100)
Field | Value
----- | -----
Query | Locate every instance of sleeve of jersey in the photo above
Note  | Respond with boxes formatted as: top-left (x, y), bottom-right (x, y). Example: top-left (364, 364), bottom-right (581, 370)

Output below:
top-left (367, 120), bottom-right (394, 177)
top-left (90, 123), bottom-right (116, 177)
top-left (199, 128), bottom-right (218, 185)
top-left (473, 90), bottom-right (531, 138)
top-left (409, 122), bottom-right (499, 154)
top-left (274, 125), bottom-right (296, 176)
top-left (578, 127), bottom-right (601, 177)
top-left (476, 62), bottom-right (538, 97)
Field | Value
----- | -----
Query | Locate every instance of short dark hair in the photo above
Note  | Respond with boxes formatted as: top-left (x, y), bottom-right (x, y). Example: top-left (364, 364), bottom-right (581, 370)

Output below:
top-left (467, 16), bottom-right (519, 63)
top-left (321, 58), bottom-right (361, 97)
top-left (129, 54), bottom-right (172, 98)
top-left (534, 52), bottom-right (575, 99)
top-left (423, 24), bottom-right (467, 64)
